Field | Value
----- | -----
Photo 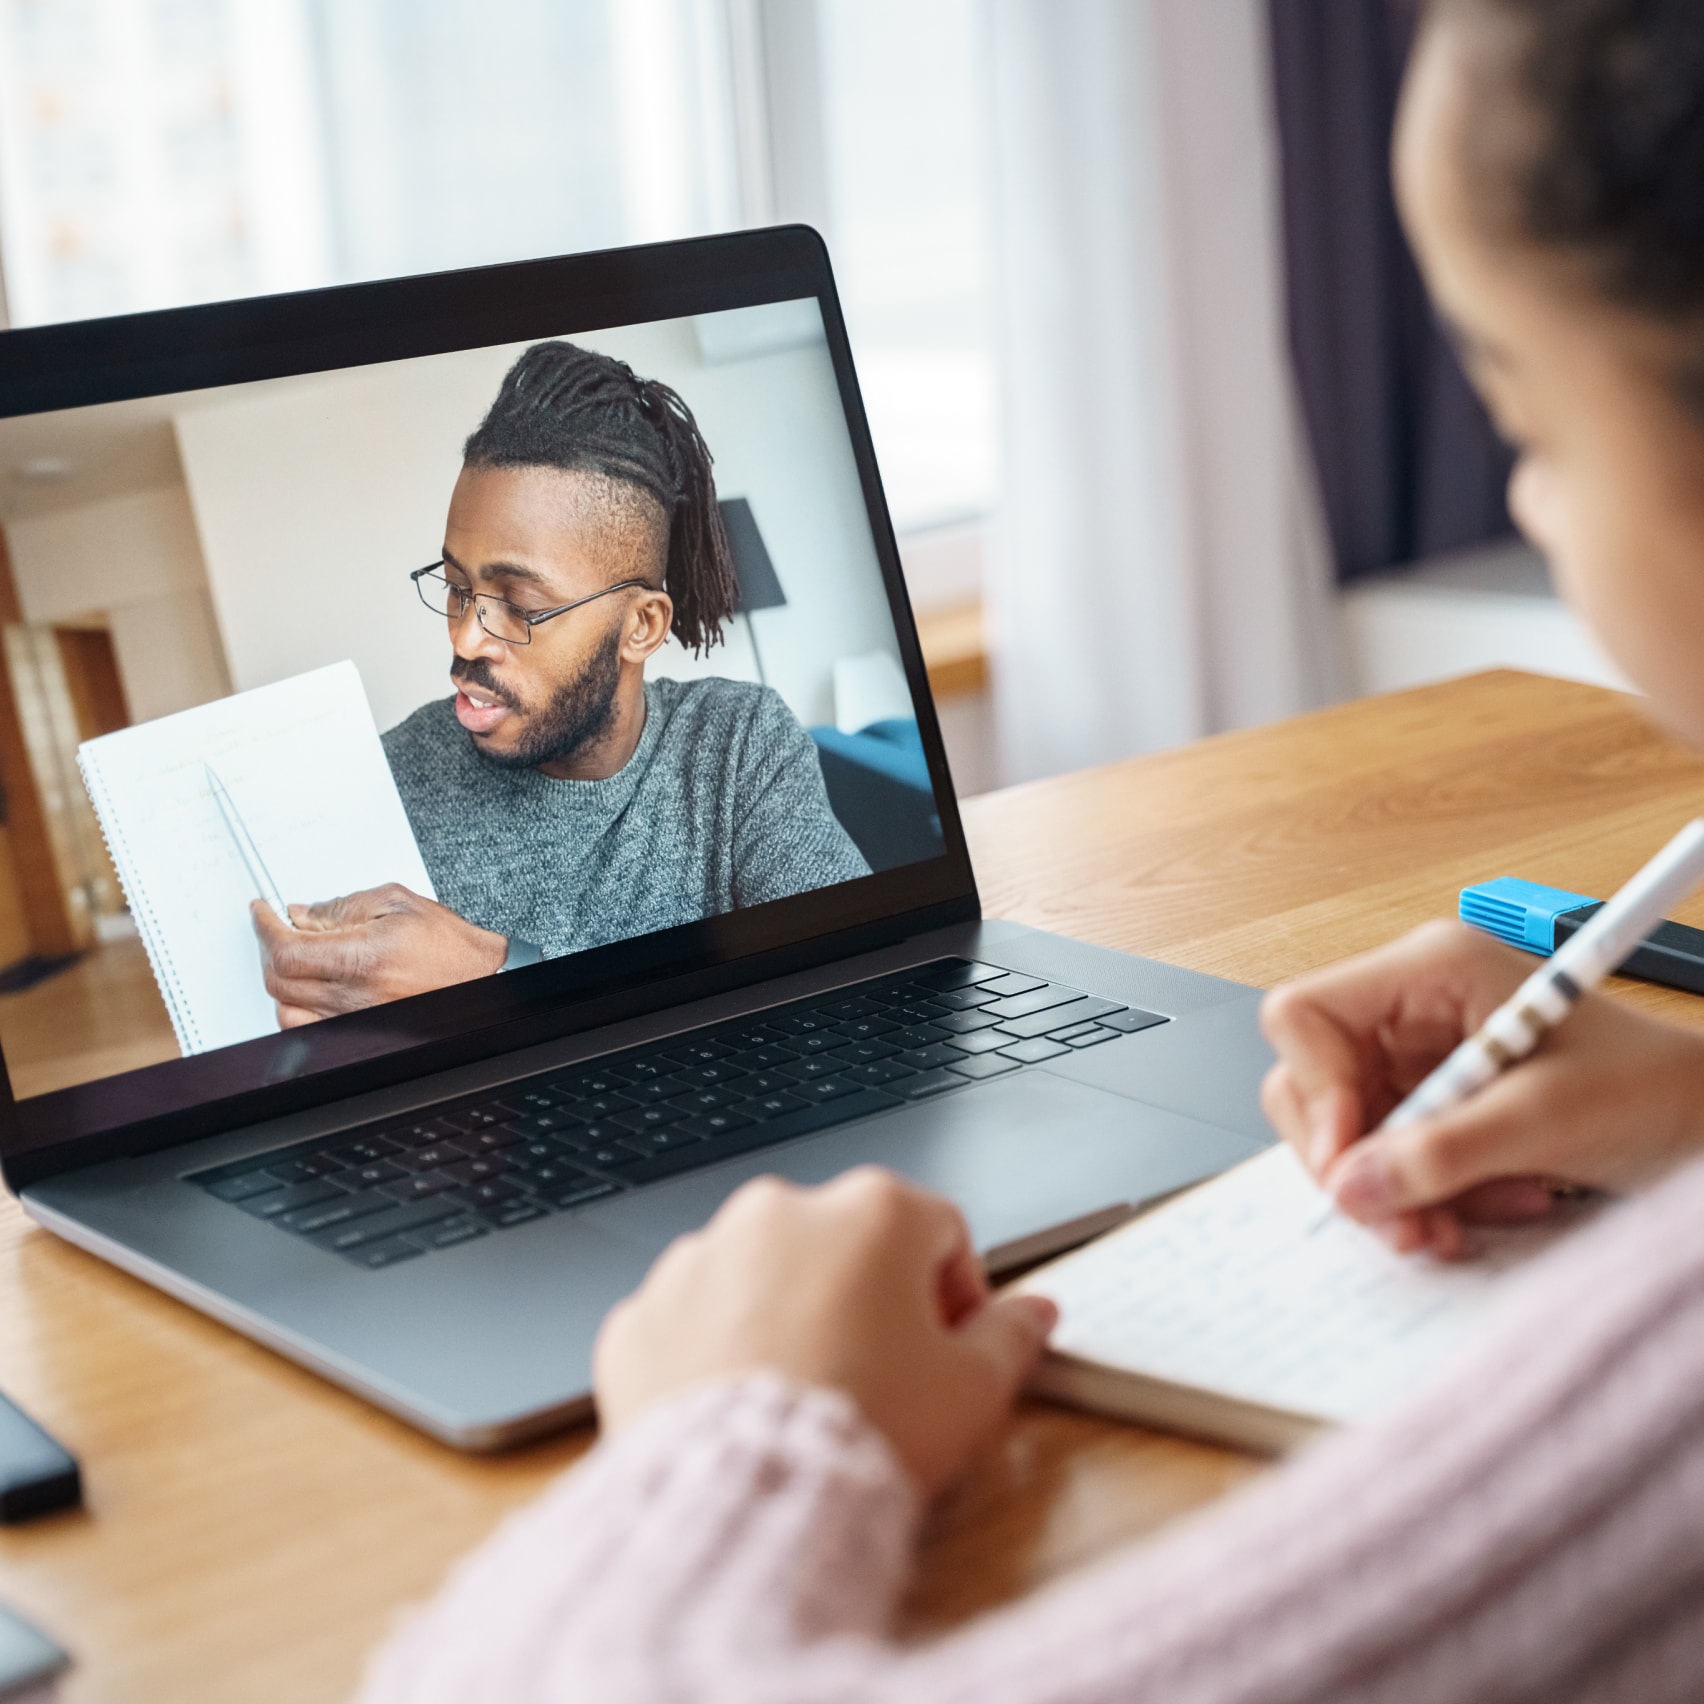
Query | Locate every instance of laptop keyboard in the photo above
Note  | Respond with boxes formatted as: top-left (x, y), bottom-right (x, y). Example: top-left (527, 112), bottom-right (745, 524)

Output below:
top-left (188, 958), bottom-right (1169, 1271)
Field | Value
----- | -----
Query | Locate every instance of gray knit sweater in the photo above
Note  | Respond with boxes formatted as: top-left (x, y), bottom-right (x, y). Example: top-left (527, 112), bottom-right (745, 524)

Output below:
top-left (382, 676), bottom-right (870, 959)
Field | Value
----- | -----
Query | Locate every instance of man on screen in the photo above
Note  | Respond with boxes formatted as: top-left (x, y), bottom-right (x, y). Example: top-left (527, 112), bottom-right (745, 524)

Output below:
top-left (251, 340), bottom-right (869, 1027)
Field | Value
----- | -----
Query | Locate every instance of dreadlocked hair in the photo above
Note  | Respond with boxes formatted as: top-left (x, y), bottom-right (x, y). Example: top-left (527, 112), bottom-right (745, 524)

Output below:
top-left (464, 340), bottom-right (738, 655)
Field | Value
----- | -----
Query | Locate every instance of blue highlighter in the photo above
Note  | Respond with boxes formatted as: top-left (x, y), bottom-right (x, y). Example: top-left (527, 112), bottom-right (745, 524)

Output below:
top-left (1460, 875), bottom-right (1704, 995)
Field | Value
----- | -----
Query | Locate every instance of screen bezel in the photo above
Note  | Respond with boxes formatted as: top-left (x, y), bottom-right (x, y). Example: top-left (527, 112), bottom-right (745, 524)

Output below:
top-left (0, 226), bottom-right (980, 1188)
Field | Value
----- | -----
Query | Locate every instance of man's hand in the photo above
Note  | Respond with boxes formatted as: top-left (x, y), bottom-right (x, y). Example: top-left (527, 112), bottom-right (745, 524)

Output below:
top-left (1260, 919), bottom-right (1704, 1257)
top-left (250, 885), bottom-right (508, 1027)
top-left (594, 1169), bottom-right (1057, 1496)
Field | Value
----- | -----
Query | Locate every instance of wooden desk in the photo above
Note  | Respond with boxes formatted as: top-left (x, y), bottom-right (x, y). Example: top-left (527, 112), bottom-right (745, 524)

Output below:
top-left (4, 670), bottom-right (1703, 1700)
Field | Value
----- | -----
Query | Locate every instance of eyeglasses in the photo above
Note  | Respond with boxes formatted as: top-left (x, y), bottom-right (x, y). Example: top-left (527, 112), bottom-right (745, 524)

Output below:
top-left (410, 563), bottom-right (654, 647)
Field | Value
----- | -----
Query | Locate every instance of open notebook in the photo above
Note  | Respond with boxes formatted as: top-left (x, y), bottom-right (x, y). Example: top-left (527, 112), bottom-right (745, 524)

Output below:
top-left (78, 661), bottom-right (435, 1058)
top-left (1014, 1144), bottom-right (1588, 1454)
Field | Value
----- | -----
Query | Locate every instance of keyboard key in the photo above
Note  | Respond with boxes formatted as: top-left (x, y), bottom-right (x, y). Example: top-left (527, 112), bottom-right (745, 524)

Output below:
top-left (829, 1039), bottom-right (900, 1066)
top-left (933, 1009), bottom-right (1004, 1036)
top-left (482, 1201), bottom-right (549, 1229)
top-left (724, 1026), bottom-right (785, 1051)
top-left (509, 1138), bottom-right (572, 1166)
top-left (443, 1155), bottom-right (511, 1184)
top-left (900, 1069), bottom-right (966, 1099)
top-left (897, 1044), bottom-right (967, 1072)
top-left (204, 1170), bottom-right (287, 1203)
top-left (930, 987), bottom-right (998, 1012)
top-left (343, 1160), bottom-right (406, 1188)
top-left (517, 1161), bottom-right (599, 1191)
top-left (263, 1157), bottom-right (331, 1186)
top-left (619, 1127), bottom-right (704, 1156)
top-left (1101, 1008), bottom-right (1170, 1035)
top-left (628, 1077), bottom-right (692, 1104)
top-left (834, 1018), bottom-right (899, 1043)
top-left (381, 1172), bottom-right (460, 1202)
top-left (423, 1217), bottom-right (489, 1249)
top-left (891, 1024), bottom-right (952, 1049)
top-left (464, 1126), bottom-right (525, 1152)
top-left (728, 1070), bottom-right (793, 1098)
top-left (913, 960), bottom-right (1006, 991)
top-left (1065, 1027), bottom-right (1121, 1049)
top-left (997, 1037), bottom-right (1072, 1063)
top-left (580, 1094), bottom-right (638, 1120)
top-left (311, 1195), bottom-right (463, 1248)
top-left (977, 972), bottom-right (1048, 999)
top-left (660, 1039), bottom-right (736, 1066)
top-left (672, 1086), bottom-right (741, 1113)
top-left (822, 997), bottom-right (883, 1019)
top-left (608, 1103), bottom-right (687, 1133)
top-left (384, 1119), bottom-right (458, 1148)
top-left (347, 1237), bottom-right (426, 1270)
top-left (768, 1013), bottom-right (832, 1037)
top-left (514, 1087), bottom-right (571, 1111)
top-left (946, 1053), bottom-right (1022, 1081)
top-left (776, 1056), bottom-right (842, 1081)
top-left (325, 1136), bottom-right (401, 1166)
top-left (845, 1060), bottom-right (917, 1087)
top-left (239, 1179), bottom-right (346, 1219)
top-left (396, 1143), bottom-right (462, 1173)
top-left (439, 1107), bottom-right (505, 1133)
top-left (279, 1189), bottom-right (394, 1233)
top-left (982, 984), bottom-right (1085, 1021)
top-left (793, 1076), bottom-right (863, 1104)
top-left (891, 1004), bottom-right (950, 1027)
top-left (996, 998), bottom-right (1125, 1040)
top-left (579, 1144), bottom-right (649, 1172)
top-left (622, 1059), bottom-right (669, 1080)
top-left (511, 1110), bottom-right (582, 1137)
top-left (676, 1111), bottom-right (755, 1139)
top-left (795, 1032), bottom-right (841, 1054)
top-left (454, 1180), bottom-right (526, 1211)
top-left (730, 1046), bottom-right (800, 1071)
top-left (542, 1179), bottom-right (619, 1209)
top-left (738, 1091), bottom-right (810, 1120)
top-left (678, 1062), bottom-right (747, 1088)
top-left (554, 1067), bottom-right (633, 1096)
top-left (937, 1024), bottom-right (1010, 1053)
top-left (556, 1122), bottom-right (632, 1153)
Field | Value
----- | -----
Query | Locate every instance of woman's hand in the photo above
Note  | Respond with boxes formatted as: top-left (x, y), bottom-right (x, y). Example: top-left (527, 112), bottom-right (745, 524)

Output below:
top-left (1260, 920), bottom-right (1704, 1257)
top-left (593, 1168), bottom-right (1058, 1495)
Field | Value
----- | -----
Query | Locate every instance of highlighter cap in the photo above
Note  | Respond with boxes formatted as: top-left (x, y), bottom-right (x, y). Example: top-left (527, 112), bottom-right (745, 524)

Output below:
top-left (1459, 877), bottom-right (1598, 954)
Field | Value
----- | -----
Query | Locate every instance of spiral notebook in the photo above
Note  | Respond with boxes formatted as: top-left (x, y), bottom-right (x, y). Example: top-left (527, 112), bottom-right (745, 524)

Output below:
top-left (77, 661), bottom-right (435, 1058)
top-left (1014, 1144), bottom-right (1587, 1454)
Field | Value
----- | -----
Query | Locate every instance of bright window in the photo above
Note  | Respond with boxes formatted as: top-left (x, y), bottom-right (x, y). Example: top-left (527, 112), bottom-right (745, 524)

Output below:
top-left (0, 0), bottom-right (995, 533)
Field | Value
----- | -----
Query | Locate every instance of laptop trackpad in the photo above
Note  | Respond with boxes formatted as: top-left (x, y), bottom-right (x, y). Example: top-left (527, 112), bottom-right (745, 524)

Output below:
top-left (603, 1071), bottom-right (1268, 1273)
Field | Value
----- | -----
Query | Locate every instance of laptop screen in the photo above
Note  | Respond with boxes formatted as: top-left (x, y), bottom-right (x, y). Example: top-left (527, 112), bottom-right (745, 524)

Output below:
top-left (0, 254), bottom-right (972, 1163)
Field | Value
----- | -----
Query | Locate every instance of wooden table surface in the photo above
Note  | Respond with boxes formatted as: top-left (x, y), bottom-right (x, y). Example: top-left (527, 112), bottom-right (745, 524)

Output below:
top-left (4, 669), bottom-right (1704, 1701)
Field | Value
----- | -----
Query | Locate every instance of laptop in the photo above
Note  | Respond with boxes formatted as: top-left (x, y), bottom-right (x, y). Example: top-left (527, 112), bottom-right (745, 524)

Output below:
top-left (0, 227), bottom-right (1273, 1448)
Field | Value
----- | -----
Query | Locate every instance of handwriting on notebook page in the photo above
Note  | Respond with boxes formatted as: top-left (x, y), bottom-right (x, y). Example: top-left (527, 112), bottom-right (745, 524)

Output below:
top-left (1024, 1145), bottom-right (1582, 1424)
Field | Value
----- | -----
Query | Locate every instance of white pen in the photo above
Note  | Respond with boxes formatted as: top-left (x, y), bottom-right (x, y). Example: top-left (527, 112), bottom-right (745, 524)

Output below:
top-left (1385, 817), bottom-right (1704, 1130)
top-left (1306, 817), bottom-right (1704, 1236)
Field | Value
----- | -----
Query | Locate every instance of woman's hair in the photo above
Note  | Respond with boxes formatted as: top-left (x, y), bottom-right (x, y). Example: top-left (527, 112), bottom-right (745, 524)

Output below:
top-left (1431, 0), bottom-right (1704, 325)
top-left (464, 340), bottom-right (738, 655)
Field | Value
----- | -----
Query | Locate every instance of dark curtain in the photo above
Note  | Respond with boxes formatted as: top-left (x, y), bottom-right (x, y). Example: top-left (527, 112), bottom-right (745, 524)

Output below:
top-left (1268, 0), bottom-right (1514, 582)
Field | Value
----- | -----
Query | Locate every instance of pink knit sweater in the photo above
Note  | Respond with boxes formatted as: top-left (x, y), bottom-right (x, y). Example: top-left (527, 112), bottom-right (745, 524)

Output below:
top-left (355, 1153), bottom-right (1704, 1704)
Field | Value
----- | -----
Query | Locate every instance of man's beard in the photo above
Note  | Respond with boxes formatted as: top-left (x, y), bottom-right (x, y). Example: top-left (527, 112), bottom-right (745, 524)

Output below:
top-left (454, 631), bottom-right (623, 771)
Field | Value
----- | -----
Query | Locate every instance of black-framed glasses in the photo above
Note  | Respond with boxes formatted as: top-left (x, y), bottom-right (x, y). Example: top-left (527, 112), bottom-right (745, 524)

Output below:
top-left (410, 563), bottom-right (654, 647)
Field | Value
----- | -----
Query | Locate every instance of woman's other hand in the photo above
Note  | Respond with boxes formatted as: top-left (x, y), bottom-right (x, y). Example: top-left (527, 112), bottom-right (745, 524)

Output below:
top-left (593, 1168), bottom-right (1058, 1495)
top-left (1260, 920), bottom-right (1704, 1257)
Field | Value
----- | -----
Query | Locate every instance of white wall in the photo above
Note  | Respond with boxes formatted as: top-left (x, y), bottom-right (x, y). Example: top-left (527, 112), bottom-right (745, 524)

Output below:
top-left (173, 303), bottom-right (900, 734)
top-left (4, 483), bottom-right (232, 722)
